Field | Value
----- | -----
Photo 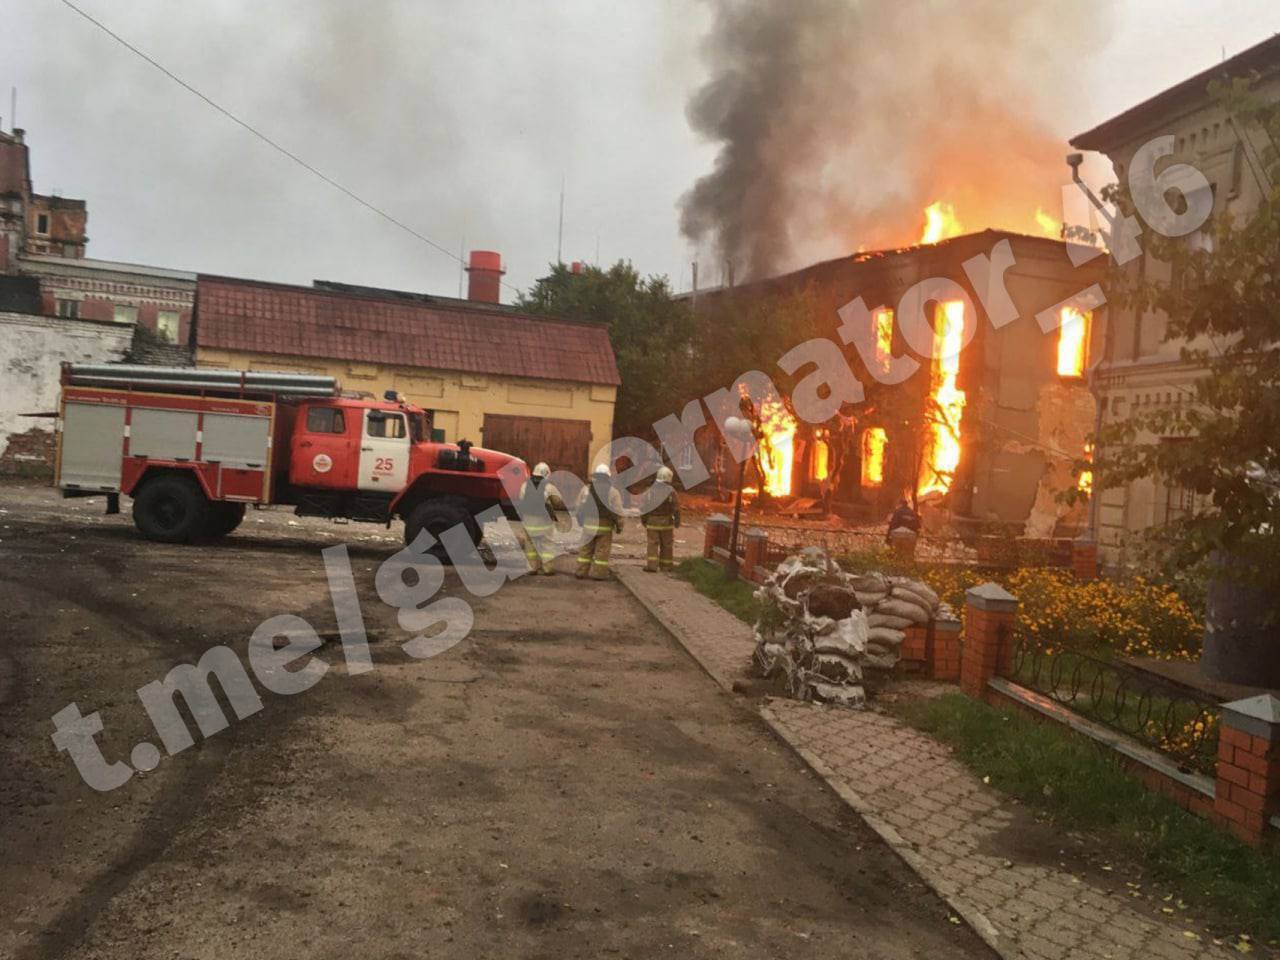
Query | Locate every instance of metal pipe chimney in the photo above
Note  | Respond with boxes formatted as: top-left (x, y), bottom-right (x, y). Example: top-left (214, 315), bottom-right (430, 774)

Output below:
top-left (466, 250), bottom-right (504, 303)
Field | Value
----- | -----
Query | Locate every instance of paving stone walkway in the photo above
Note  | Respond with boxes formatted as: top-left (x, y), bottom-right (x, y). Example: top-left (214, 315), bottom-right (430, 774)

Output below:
top-left (614, 561), bottom-right (1243, 960)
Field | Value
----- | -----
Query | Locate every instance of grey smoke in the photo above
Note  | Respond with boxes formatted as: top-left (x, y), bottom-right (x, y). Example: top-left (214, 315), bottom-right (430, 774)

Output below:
top-left (680, 0), bottom-right (1112, 281)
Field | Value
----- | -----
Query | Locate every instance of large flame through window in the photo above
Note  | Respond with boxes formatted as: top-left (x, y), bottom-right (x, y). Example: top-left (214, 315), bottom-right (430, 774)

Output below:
top-left (1056, 306), bottom-right (1090, 377)
top-left (862, 427), bottom-right (887, 487)
top-left (811, 434), bottom-right (830, 482)
top-left (873, 307), bottom-right (895, 375)
top-left (918, 300), bottom-right (967, 497)
top-left (755, 399), bottom-right (796, 497)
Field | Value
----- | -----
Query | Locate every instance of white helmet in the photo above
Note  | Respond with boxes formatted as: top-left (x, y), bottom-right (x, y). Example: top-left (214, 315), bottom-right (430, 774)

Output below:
top-left (592, 463), bottom-right (612, 478)
top-left (532, 462), bottom-right (550, 479)
top-left (656, 466), bottom-right (674, 483)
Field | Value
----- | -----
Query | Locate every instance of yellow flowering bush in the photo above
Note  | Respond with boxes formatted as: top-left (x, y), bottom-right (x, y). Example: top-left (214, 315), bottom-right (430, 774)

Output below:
top-left (1001, 568), bottom-right (1202, 661)
top-left (837, 547), bottom-right (1203, 661)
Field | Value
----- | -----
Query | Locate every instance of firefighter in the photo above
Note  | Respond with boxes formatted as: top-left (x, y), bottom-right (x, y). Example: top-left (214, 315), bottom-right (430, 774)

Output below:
top-left (517, 462), bottom-right (565, 575)
top-left (574, 463), bottom-right (624, 580)
top-left (886, 498), bottom-right (921, 559)
top-left (642, 466), bottom-right (680, 573)
top-left (886, 498), bottom-right (921, 539)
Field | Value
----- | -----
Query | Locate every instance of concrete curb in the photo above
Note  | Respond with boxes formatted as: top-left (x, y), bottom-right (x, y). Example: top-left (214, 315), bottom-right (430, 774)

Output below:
top-left (616, 568), bottom-right (1019, 960)
top-left (613, 566), bottom-right (738, 695)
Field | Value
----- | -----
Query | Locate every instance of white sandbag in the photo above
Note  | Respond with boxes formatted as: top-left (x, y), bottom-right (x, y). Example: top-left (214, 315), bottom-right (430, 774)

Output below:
top-left (877, 597), bottom-right (931, 624)
top-left (814, 612), bottom-right (868, 657)
top-left (804, 614), bottom-right (837, 636)
top-left (890, 577), bottom-right (939, 609)
top-left (866, 626), bottom-right (905, 646)
top-left (810, 652), bottom-right (862, 685)
top-left (854, 590), bottom-right (889, 607)
top-left (848, 572), bottom-right (890, 594)
top-left (863, 650), bottom-right (897, 670)
top-left (866, 631), bottom-right (904, 649)
top-left (867, 612), bottom-right (913, 630)
top-left (806, 679), bottom-right (867, 707)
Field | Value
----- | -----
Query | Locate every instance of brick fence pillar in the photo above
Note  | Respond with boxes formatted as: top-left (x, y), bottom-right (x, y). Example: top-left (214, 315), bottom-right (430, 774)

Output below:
top-left (930, 614), bottom-right (963, 681)
top-left (1214, 694), bottom-right (1280, 845)
top-left (960, 583), bottom-right (1018, 700)
top-left (742, 527), bottom-right (768, 584)
top-left (703, 513), bottom-right (731, 559)
top-left (1072, 536), bottom-right (1099, 581)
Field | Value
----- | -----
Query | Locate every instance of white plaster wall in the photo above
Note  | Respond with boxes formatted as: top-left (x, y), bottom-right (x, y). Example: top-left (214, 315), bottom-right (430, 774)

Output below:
top-left (0, 311), bottom-right (132, 462)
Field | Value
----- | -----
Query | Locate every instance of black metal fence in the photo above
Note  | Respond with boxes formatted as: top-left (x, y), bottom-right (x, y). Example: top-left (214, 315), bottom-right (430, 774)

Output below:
top-left (1004, 632), bottom-right (1221, 777)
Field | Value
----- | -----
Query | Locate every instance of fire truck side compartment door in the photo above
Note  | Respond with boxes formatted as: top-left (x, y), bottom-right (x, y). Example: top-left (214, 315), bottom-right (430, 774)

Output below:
top-left (129, 408), bottom-right (198, 460)
top-left (358, 410), bottom-right (410, 492)
top-left (60, 402), bottom-right (125, 491)
top-left (202, 413), bottom-right (270, 468)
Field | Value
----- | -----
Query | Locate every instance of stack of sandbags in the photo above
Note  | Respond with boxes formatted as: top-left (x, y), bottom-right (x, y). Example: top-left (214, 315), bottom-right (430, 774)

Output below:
top-left (752, 549), bottom-right (870, 707)
top-left (753, 548), bottom-right (945, 705)
top-left (859, 575), bottom-right (940, 667)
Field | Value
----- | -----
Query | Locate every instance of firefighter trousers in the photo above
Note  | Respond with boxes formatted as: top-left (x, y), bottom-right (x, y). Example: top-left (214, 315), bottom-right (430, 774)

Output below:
top-left (519, 523), bottom-right (556, 575)
top-left (575, 526), bottom-right (614, 580)
top-left (643, 525), bottom-right (674, 572)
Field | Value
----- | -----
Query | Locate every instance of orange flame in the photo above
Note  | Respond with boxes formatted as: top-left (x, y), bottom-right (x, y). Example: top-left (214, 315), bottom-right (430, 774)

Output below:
top-left (1034, 207), bottom-right (1061, 238)
top-left (918, 300), bottom-right (967, 497)
top-left (1056, 306), bottom-right (1090, 377)
top-left (919, 201), bottom-right (964, 245)
top-left (811, 434), bottom-right (831, 481)
top-left (756, 399), bottom-right (796, 496)
top-left (1078, 442), bottom-right (1094, 494)
top-left (873, 307), bottom-right (895, 375)
top-left (862, 427), bottom-right (887, 487)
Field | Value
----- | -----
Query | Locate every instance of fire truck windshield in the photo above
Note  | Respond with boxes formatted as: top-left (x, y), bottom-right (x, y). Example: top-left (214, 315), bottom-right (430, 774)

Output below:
top-left (409, 412), bottom-right (428, 442)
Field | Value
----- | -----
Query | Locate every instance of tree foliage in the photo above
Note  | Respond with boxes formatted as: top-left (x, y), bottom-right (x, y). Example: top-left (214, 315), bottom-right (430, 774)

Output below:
top-left (516, 261), bottom-right (695, 438)
top-left (1095, 77), bottom-right (1280, 579)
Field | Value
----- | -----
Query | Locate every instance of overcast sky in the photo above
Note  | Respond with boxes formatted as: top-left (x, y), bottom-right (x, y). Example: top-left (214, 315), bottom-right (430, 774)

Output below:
top-left (4, 1), bottom-right (1279, 299)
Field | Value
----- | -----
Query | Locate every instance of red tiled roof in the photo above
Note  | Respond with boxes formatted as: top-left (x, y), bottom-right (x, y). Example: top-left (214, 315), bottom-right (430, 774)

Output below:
top-left (194, 275), bottom-right (620, 386)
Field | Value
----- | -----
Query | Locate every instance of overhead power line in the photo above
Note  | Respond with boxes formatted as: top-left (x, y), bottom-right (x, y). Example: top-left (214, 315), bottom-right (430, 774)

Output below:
top-left (57, 0), bottom-right (511, 290)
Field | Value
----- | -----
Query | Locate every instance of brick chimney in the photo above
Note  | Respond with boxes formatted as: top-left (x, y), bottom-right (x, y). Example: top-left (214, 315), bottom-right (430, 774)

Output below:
top-left (466, 250), bottom-right (504, 304)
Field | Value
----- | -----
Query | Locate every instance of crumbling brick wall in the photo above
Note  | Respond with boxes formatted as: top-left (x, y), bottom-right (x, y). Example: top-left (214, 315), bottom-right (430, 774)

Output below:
top-left (0, 426), bottom-right (55, 477)
top-left (0, 310), bottom-right (132, 479)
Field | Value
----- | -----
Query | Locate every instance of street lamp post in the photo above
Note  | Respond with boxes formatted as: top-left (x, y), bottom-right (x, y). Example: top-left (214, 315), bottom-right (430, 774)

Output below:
top-left (723, 416), bottom-right (755, 580)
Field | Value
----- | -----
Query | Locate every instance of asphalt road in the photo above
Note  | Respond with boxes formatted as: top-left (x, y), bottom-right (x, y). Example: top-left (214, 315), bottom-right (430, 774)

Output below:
top-left (0, 481), bottom-right (990, 959)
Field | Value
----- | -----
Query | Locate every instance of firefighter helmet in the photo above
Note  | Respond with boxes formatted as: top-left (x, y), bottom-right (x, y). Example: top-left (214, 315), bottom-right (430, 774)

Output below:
top-left (532, 462), bottom-right (551, 479)
top-left (656, 466), bottom-right (674, 483)
top-left (592, 463), bottom-right (611, 478)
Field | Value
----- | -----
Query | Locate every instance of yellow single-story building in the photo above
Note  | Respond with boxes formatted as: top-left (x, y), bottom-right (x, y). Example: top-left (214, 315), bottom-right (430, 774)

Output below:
top-left (194, 274), bottom-right (618, 477)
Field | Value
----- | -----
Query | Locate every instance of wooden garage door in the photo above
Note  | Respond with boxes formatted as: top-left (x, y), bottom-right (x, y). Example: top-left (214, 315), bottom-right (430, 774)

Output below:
top-left (481, 414), bottom-right (592, 478)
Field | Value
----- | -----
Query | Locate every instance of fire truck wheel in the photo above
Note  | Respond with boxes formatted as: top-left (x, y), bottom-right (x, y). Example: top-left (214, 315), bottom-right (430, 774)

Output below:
top-left (202, 502), bottom-right (246, 539)
top-left (132, 475), bottom-right (211, 544)
top-left (403, 497), bottom-right (481, 553)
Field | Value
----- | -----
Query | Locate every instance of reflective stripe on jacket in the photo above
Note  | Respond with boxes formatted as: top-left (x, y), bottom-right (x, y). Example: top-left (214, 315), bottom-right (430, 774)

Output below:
top-left (575, 480), bottom-right (623, 532)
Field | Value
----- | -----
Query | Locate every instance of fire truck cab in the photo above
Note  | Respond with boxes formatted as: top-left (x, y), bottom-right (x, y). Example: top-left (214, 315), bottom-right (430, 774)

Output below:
top-left (55, 364), bottom-right (528, 548)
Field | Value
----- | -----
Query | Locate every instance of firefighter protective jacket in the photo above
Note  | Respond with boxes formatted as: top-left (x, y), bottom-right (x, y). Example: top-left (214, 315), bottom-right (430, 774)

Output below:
top-left (575, 480), bottom-right (624, 533)
top-left (642, 489), bottom-right (680, 529)
top-left (517, 477), bottom-right (565, 531)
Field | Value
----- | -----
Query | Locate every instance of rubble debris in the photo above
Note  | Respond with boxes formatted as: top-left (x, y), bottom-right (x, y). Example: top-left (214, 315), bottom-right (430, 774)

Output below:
top-left (751, 549), bottom-right (940, 706)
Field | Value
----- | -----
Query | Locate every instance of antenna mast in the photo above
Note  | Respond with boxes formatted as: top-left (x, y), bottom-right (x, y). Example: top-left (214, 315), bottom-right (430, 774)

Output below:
top-left (556, 177), bottom-right (565, 265)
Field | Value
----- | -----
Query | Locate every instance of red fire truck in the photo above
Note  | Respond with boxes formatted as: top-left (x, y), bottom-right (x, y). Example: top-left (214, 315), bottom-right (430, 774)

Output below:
top-left (54, 363), bottom-right (528, 546)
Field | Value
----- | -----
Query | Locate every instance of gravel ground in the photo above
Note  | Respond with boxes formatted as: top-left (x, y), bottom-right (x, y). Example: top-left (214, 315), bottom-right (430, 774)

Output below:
top-left (0, 480), bottom-right (990, 959)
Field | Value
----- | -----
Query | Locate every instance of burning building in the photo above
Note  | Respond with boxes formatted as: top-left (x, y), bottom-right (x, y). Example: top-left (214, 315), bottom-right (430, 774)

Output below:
top-left (688, 229), bottom-right (1105, 537)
